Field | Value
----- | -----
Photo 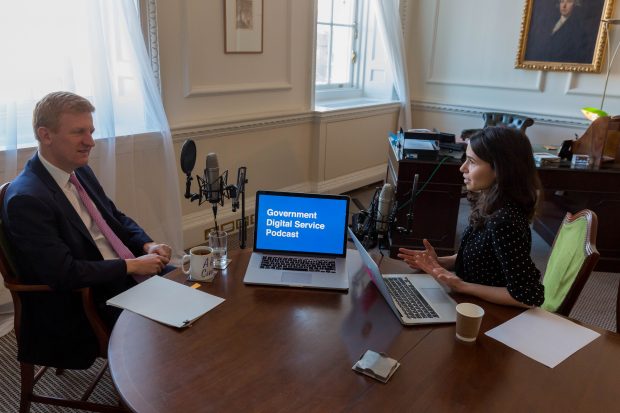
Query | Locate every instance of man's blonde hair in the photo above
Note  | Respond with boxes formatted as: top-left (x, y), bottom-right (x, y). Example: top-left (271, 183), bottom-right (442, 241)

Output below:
top-left (32, 92), bottom-right (95, 139)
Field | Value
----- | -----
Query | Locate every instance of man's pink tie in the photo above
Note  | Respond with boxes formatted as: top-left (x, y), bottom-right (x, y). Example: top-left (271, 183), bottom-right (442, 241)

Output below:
top-left (69, 174), bottom-right (135, 260)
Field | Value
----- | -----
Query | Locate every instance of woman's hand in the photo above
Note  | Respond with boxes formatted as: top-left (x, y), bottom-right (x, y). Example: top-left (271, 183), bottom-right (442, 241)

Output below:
top-left (409, 251), bottom-right (466, 293)
top-left (397, 239), bottom-right (438, 270)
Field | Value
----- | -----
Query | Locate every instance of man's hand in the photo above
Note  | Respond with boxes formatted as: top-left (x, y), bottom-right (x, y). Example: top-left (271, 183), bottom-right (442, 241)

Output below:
top-left (125, 254), bottom-right (167, 276)
top-left (143, 242), bottom-right (172, 261)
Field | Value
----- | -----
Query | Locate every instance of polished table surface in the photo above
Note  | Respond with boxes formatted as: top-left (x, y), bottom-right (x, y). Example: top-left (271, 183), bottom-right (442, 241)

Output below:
top-left (109, 249), bottom-right (620, 412)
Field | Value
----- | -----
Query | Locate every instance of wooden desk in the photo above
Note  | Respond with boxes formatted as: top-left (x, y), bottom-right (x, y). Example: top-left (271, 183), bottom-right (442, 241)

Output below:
top-left (387, 141), bottom-right (620, 271)
top-left (535, 163), bottom-right (620, 271)
top-left (108, 249), bottom-right (620, 412)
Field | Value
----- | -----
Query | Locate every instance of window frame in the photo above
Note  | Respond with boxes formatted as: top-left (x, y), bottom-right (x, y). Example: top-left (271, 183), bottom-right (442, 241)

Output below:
top-left (314, 0), bottom-right (393, 106)
top-left (315, 0), bottom-right (365, 99)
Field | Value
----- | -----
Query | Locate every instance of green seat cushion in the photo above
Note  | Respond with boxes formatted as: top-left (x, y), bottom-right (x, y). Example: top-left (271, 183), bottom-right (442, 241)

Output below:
top-left (541, 217), bottom-right (587, 312)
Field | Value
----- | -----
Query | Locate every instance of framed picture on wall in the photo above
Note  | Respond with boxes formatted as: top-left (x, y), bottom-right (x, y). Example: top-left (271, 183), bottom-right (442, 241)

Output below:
top-left (516, 0), bottom-right (615, 72)
top-left (224, 0), bottom-right (263, 53)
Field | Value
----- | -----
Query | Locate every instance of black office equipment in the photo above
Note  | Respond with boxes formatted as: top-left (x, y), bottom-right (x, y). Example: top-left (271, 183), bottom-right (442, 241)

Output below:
top-left (402, 139), bottom-right (439, 160)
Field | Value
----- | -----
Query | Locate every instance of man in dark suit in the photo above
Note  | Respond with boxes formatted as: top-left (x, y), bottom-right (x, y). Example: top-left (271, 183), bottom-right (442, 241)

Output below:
top-left (2, 91), bottom-right (172, 368)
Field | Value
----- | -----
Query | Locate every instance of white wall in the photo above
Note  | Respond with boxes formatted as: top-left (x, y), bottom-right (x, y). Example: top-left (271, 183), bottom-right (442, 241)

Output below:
top-left (160, 0), bottom-right (620, 248)
top-left (156, 1), bottom-right (398, 248)
top-left (404, 0), bottom-right (620, 145)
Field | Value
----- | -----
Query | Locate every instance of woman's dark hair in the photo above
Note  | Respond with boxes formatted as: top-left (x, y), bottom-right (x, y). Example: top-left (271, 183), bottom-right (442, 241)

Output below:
top-left (467, 126), bottom-right (541, 229)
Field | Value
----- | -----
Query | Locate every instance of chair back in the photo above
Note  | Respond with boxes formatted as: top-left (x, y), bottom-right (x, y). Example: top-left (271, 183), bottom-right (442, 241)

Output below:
top-left (541, 210), bottom-right (599, 316)
top-left (1, 182), bottom-right (33, 341)
top-left (0, 182), bottom-right (20, 284)
top-left (1, 181), bottom-right (110, 353)
top-left (483, 112), bottom-right (534, 132)
top-left (460, 112), bottom-right (535, 141)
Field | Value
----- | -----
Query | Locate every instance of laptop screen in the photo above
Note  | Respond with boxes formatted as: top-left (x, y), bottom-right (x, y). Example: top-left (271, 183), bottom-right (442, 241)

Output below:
top-left (253, 191), bottom-right (349, 257)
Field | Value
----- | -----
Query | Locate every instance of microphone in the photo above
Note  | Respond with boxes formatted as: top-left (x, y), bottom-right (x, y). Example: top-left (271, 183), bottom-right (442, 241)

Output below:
top-left (205, 153), bottom-right (221, 204)
top-left (179, 141), bottom-right (249, 249)
top-left (180, 140), bottom-right (198, 201)
top-left (376, 183), bottom-right (394, 234)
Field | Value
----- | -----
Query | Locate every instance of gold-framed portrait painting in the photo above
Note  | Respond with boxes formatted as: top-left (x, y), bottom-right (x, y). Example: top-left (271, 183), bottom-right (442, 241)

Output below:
top-left (516, 0), bottom-right (615, 72)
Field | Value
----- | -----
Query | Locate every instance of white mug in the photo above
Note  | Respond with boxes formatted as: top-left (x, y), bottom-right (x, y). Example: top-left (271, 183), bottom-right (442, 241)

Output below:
top-left (182, 246), bottom-right (215, 282)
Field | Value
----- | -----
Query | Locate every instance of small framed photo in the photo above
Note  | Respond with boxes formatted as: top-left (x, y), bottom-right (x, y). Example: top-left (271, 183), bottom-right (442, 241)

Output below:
top-left (224, 0), bottom-right (263, 54)
top-left (515, 0), bottom-right (615, 72)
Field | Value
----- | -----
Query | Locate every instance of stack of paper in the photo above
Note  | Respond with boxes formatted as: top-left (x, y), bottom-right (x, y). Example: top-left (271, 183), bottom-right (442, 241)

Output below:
top-left (533, 152), bottom-right (560, 166)
top-left (485, 308), bottom-right (600, 368)
top-left (107, 276), bottom-right (225, 328)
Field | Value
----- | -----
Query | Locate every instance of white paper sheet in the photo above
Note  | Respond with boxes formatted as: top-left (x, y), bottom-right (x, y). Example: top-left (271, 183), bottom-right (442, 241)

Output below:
top-left (485, 308), bottom-right (600, 368)
top-left (107, 276), bottom-right (225, 328)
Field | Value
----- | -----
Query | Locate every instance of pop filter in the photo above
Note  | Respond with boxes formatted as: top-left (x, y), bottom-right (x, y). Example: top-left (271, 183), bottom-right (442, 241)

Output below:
top-left (180, 139), bottom-right (197, 175)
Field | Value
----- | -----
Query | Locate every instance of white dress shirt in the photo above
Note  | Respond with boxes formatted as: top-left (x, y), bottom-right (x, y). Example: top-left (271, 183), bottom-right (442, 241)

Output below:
top-left (552, 16), bottom-right (568, 34)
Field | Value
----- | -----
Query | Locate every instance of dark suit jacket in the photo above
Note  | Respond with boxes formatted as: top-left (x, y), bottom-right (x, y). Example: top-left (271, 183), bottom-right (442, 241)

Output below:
top-left (525, 11), bottom-right (591, 64)
top-left (545, 14), bottom-right (589, 63)
top-left (1, 153), bottom-right (152, 368)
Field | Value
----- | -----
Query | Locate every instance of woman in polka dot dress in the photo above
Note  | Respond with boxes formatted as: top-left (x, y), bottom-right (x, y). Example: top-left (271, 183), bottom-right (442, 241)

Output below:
top-left (398, 126), bottom-right (544, 307)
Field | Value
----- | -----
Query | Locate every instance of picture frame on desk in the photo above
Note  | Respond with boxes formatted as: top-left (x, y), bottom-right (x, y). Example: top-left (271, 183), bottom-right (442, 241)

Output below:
top-left (515, 0), bottom-right (614, 73)
top-left (224, 0), bottom-right (263, 54)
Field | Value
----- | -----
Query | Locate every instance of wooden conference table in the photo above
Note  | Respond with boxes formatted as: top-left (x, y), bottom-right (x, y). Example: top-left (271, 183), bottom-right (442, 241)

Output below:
top-left (108, 249), bottom-right (620, 412)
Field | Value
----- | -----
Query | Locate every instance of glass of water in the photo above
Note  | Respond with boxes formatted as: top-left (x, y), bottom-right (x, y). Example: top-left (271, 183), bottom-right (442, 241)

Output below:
top-left (209, 230), bottom-right (228, 269)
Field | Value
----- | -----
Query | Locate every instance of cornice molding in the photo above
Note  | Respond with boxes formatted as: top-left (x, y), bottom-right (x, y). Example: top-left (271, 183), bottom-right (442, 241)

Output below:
top-left (399, 0), bottom-right (407, 35)
top-left (411, 100), bottom-right (589, 128)
top-left (185, 82), bottom-right (293, 98)
top-left (171, 102), bottom-right (401, 140)
top-left (171, 111), bottom-right (314, 141)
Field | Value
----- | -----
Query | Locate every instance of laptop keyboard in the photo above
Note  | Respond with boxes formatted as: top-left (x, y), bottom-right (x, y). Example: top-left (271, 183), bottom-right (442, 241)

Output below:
top-left (260, 256), bottom-right (336, 273)
top-left (384, 277), bottom-right (439, 319)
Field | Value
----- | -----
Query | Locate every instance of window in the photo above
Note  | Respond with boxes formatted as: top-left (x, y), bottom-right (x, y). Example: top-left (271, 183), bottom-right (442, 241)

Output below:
top-left (0, 0), bottom-right (158, 151)
top-left (315, 0), bottom-right (393, 106)
top-left (316, 0), bottom-right (359, 90)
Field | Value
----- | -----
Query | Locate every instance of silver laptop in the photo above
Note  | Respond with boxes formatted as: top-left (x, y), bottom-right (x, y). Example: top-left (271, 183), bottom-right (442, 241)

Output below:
top-left (348, 228), bottom-right (456, 325)
top-left (243, 191), bottom-right (350, 290)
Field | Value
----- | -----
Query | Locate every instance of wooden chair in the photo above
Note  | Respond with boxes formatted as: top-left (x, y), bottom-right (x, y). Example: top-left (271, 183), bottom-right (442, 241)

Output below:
top-left (482, 112), bottom-right (534, 132)
top-left (541, 209), bottom-right (600, 317)
top-left (0, 182), bottom-right (127, 413)
top-left (461, 112), bottom-right (535, 141)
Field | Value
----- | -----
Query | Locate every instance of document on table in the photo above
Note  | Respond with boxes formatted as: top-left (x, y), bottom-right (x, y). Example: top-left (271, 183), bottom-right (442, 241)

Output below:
top-left (107, 276), bottom-right (225, 328)
top-left (485, 308), bottom-right (600, 368)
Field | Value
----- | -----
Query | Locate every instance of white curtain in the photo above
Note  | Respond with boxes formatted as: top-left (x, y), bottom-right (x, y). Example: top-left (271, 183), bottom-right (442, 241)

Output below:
top-left (0, 1), bottom-right (184, 335)
top-left (372, 0), bottom-right (412, 130)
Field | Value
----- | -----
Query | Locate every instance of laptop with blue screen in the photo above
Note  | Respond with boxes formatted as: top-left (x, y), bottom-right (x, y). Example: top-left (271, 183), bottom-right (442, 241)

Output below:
top-left (243, 191), bottom-right (350, 290)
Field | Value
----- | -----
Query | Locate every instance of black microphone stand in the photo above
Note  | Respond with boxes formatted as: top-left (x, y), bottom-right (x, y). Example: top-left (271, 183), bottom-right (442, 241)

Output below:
top-left (397, 173), bottom-right (419, 234)
top-left (229, 167), bottom-right (248, 249)
top-left (405, 174), bottom-right (419, 233)
top-left (180, 139), bottom-right (249, 250)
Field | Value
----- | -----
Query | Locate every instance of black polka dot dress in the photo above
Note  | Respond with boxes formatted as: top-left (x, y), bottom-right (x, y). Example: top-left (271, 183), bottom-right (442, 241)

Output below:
top-left (454, 203), bottom-right (545, 306)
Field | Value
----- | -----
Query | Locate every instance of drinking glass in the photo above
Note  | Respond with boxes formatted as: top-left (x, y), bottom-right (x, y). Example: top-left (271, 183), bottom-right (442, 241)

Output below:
top-left (209, 230), bottom-right (228, 269)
